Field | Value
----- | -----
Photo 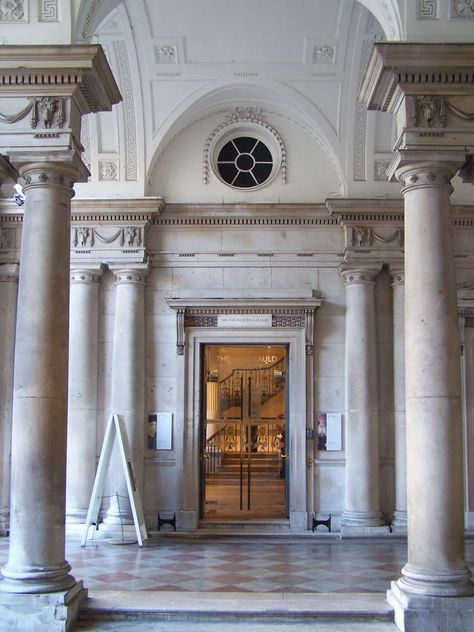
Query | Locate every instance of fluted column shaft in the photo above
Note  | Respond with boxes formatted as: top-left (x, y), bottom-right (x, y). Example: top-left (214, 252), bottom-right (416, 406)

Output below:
top-left (390, 268), bottom-right (407, 528)
top-left (342, 265), bottom-right (384, 527)
top-left (397, 163), bottom-right (473, 597)
top-left (66, 268), bottom-right (102, 523)
top-left (1, 165), bottom-right (81, 593)
top-left (0, 265), bottom-right (18, 535)
top-left (106, 266), bottom-right (147, 523)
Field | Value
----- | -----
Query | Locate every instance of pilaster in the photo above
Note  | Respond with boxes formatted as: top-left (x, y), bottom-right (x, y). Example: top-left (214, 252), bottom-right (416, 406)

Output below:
top-left (340, 264), bottom-right (389, 533)
top-left (104, 264), bottom-right (149, 526)
top-left (0, 264), bottom-right (18, 536)
top-left (66, 266), bottom-right (103, 524)
top-left (389, 265), bottom-right (407, 531)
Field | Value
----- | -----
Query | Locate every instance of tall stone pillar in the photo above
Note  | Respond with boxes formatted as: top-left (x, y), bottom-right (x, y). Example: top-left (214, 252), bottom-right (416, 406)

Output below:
top-left (105, 265), bottom-right (147, 524)
top-left (66, 267), bottom-right (103, 523)
top-left (390, 267), bottom-right (407, 530)
top-left (0, 46), bottom-right (121, 631)
top-left (360, 43), bottom-right (474, 631)
top-left (0, 264), bottom-right (18, 536)
top-left (341, 265), bottom-right (387, 532)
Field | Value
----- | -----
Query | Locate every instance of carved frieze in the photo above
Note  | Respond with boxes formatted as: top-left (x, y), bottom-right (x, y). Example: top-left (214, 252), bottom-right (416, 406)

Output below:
top-left (73, 225), bottom-right (142, 249)
top-left (0, 0), bottom-right (26, 22)
top-left (452, 0), bottom-right (474, 18)
top-left (410, 96), bottom-right (447, 129)
top-left (346, 226), bottom-right (404, 252)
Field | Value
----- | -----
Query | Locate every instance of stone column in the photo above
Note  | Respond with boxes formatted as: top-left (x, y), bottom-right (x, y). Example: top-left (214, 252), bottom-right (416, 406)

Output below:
top-left (0, 264), bottom-right (18, 536)
top-left (390, 266), bottom-right (407, 530)
top-left (341, 265), bottom-right (387, 532)
top-left (1, 163), bottom-right (87, 595)
top-left (105, 265), bottom-right (147, 524)
top-left (0, 45), bottom-right (121, 631)
top-left (66, 267), bottom-right (103, 523)
top-left (392, 161), bottom-right (473, 600)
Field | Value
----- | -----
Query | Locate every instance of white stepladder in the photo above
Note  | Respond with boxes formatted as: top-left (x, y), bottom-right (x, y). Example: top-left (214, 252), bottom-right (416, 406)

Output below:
top-left (81, 413), bottom-right (148, 547)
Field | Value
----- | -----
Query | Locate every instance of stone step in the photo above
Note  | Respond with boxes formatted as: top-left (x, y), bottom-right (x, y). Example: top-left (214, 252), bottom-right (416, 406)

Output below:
top-left (78, 591), bottom-right (395, 629)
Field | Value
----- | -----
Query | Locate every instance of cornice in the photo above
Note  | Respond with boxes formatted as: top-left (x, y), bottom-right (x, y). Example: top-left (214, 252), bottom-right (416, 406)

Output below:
top-left (326, 198), bottom-right (404, 223)
top-left (71, 198), bottom-right (164, 223)
top-left (360, 43), bottom-right (474, 112)
top-left (0, 45), bottom-right (122, 113)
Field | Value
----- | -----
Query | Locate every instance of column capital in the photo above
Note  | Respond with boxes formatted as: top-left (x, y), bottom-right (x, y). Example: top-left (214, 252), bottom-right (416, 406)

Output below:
top-left (0, 263), bottom-right (19, 283)
top-left (110, 263), bottom-right (149, 285)
top-left (0, 155), bottom-right (18, 186)
top-left (340, 264), bottom-right (382, 286)
top-left (70, 266), bottom-right (103, 285)
top-left (389, 264), bottom-right (405, 286)
top-left (390, 153), bottom-right (465, 194)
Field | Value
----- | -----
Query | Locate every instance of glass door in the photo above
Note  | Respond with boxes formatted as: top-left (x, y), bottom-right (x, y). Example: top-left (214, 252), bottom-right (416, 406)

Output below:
top-left (201, 344), bottom-right (288, 520)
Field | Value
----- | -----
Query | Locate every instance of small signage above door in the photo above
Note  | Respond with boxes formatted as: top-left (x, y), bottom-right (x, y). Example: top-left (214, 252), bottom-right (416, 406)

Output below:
top-left (217, 314), bottom-right (272, 328)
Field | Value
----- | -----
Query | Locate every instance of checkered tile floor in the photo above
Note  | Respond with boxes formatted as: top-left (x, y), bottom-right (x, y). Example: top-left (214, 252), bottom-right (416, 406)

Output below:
top-left (0, 537), bottom-right (473, 594)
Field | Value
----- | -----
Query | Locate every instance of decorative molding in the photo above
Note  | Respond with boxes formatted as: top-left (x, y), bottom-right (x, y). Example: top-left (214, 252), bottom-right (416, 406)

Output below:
top-left (99, 161), bottom-right (118, 181)
top-left (40, 0), bottom-right (58, 22)
top-left (418, 0), bottom-right (438, 19)
top-left (154, 215), bottom-right (338, 226)
top-left (203, 108), bottom-right (287, 186)
top-left (313, 46), bottom-right (335, 64)
top-left (114, 40), bottom-right (137, 181)
top-left (155, 45), bottom-right (178, 64)
top-left (0, 0), bottom-right (26, 22)
top-left (167, 297), bottom-right (323, 355)
top-left (81, 0), bottom-right (101, 39)
top-left (350, 226), bottom-right (404, 248)
top-left (80, 114), bottom-right (91, 173)
top-left (73, 225), bottom-right (142, 249)
top-left (353, 38), bottom-right (377, 182)
top-left (452, 0), bottom-right (474, 18)
top-left (410, 96), bottom-right (447, 128)
top-left (374, 160), bottom-right (390, 181)
top-left (0, 95), bottom-right (67, 130)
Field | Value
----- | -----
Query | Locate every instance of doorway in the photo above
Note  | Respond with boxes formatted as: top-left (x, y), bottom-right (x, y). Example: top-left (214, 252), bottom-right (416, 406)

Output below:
top-left (200, 344), bottom-right (288, 520)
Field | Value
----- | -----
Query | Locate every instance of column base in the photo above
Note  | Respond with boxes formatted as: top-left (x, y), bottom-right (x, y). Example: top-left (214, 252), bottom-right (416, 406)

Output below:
top-left (0, 580), bottom-right (87, 631)
top-left (388, 580), bottom-right (474, 632)
top-left (341, 510), bottom-right (388, 535)
top-left (0, 561), bottom-right (76, 594)
top-left (0, 509), bottom-right (9, 537)
top-left (391, 510), bottom-right (408, 534)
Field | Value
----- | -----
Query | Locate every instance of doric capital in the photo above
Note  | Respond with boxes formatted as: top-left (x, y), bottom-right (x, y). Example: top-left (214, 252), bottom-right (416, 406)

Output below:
top-left (340, 264), bottom-right (382, 286)
top-left (70, 267), bottom-right (103, 285)
top-left (389, 265), bottom-right (404, 286)
top-left (110, 263), bottom-right (149, 285)
top-left (0, 263), bottom-right (19, 283)
top-left (389, 154), bottom-right (463, 194)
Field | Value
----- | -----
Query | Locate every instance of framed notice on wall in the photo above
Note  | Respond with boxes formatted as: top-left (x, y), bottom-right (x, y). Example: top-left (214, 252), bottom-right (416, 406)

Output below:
top-left (147, 412), bottom-right (173, 450)
top-left (317, 412), bottom-right (342, 451)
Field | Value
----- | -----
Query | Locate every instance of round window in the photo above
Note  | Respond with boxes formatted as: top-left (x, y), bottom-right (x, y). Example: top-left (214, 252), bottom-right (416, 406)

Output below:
top-left (216, 136), bottom-right (273, 189)
top-left (208, 120), bottom-right (284, 190)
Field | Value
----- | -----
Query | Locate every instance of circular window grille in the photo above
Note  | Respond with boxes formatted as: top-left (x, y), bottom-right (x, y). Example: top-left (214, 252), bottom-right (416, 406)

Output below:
top-left (207, 119), bottom-right (284, 190)
top-left (216, 136), bottom-right (273, 189)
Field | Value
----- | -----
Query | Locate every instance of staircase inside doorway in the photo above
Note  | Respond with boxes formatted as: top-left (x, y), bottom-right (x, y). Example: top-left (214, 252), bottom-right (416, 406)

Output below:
top-left (201, 344), bottom-right (288, 522)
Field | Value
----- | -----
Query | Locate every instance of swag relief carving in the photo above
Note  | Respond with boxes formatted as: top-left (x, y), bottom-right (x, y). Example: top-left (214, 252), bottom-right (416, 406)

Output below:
top-left (349, 226), bottom-right (404, 250)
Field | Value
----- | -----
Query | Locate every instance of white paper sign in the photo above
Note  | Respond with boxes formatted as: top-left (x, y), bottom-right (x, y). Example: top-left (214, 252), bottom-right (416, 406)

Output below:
top-left (217, 314), bottom-right (272, 328)
top-left (156, 412), bottom-right (173, 450)
top-left (326, 413), bottom-right (342, 451)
